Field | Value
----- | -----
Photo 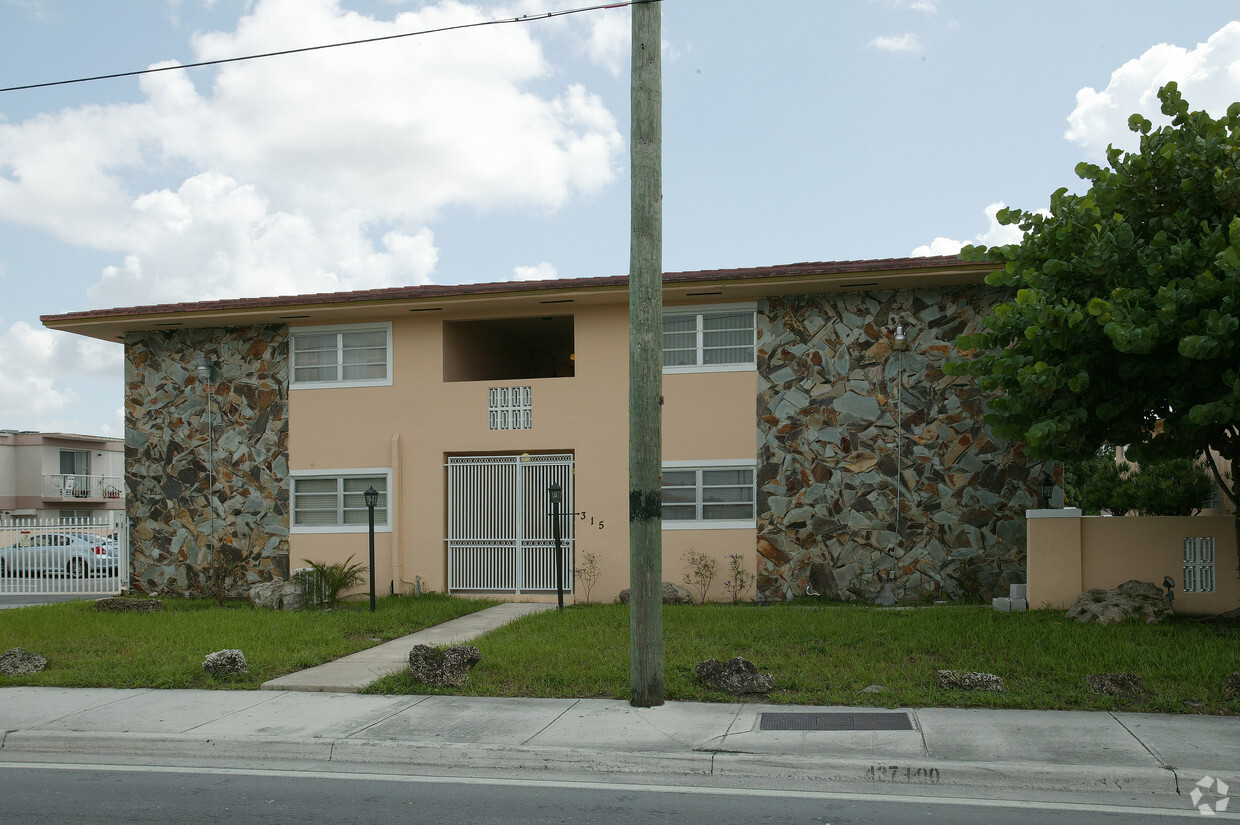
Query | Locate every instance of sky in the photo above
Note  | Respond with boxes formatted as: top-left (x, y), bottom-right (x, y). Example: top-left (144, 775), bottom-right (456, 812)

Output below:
top-left (1, 0), bottom-right (1239, 438)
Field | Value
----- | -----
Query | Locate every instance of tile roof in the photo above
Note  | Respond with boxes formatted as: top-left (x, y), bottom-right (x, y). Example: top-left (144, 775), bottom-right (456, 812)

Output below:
top-left (41, 255), bottom-right (974, 324)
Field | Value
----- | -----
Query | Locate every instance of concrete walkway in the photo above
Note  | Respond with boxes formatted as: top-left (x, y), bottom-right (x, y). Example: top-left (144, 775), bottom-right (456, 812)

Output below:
top-left (261, 602), bottom-right (556, 692)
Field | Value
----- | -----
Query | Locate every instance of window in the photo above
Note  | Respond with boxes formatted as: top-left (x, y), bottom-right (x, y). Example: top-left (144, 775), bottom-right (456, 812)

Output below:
top-left (1183, 537), bottom-right (1215, 593)
top-left (489, 387), bottom-right (532, 430)
top-left (292, 471), bottom-right (390, 532)
top-left (663, 305), bottom-right (756, 373)
top-left (1203, 484), bottom-right (1221, 511)
top-left (661, 461), bottom-right (756, 528)
top-left (291, 324), bottom-right (392, 388)
top-left (60, 450), bottom-right (90, 476)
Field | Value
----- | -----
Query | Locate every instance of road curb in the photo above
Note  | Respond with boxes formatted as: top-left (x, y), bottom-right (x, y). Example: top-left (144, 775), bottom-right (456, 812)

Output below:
top-left (0, 730), bottom-right (1185, 797)
top-left (708, 751), bottom-right (1182, 795)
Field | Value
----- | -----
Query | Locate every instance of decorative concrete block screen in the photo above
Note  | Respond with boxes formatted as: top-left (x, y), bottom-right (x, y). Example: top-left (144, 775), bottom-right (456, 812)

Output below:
top-left (755, 288), bottom-right (1047, 603)
top-left (125, 326), bottom-right (290, 594)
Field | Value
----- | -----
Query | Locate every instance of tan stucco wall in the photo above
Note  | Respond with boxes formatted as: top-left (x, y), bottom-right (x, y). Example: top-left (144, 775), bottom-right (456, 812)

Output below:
top-left (1027, 513), bottom-right (1239, 614)
top-left (288, 303), bottom-right (759, 603)
top-left (1026, 510), bottom-right (1085, 610)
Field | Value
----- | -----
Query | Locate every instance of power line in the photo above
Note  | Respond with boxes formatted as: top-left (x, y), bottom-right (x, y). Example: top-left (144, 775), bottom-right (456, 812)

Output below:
top-left (0, 0), bottom-right (658, 94)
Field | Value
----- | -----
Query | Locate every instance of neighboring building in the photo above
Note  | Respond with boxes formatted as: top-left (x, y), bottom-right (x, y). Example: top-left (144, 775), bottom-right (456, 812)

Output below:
top-left (41, 255), bottom-right (1051, 603)
top-left (0, 431), bottom-right (125, 521)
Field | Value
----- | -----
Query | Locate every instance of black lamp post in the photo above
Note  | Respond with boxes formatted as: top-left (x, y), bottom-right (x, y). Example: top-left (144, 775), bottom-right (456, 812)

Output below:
top-left (364, 485), bottom-right (378, 613)
top-left (549, 482), bottom-right (564, 611)
top-left (1039, 476), bottom-right (1055, 509)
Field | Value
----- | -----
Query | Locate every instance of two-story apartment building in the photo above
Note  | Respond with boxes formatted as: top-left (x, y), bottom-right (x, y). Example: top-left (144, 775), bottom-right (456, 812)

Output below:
top-left (42, 255), bottom-right (1050, 603)
top-left (0, 431), bottom-right (125, 521)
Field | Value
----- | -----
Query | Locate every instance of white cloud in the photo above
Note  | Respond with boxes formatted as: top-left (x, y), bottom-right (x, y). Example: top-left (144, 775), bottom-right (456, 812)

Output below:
top-left (1065, 21), bottom-right (1240, 156)
top-left (86, 172), bottom-right (440, 305)
top-left (580, 6), bottom-right (629, 76)
top-left (512, 261), bottom-right (557, 281)
top-left (0, 321), bottom-right (122, 424)
top-left (870, 33), bottom-right (920, 52)
top-left (0, 0), bottom-right (624, 307)
top-left (911, 202), bottom-right (1031, 256)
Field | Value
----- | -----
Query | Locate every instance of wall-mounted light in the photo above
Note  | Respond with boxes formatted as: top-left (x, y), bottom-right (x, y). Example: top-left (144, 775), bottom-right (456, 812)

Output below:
top-left (892, 323), bottom-right (909, 351)
top-left (1039, 476), bottom-right (1055, 509)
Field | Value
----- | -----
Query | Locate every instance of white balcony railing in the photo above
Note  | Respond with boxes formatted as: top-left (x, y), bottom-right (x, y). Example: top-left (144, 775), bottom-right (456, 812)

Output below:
top-left (42, 474), bottom-right (124, 501)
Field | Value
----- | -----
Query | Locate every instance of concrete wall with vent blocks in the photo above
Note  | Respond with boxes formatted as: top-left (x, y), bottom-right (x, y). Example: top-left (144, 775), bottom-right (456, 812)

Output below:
top-left (1027, 511), bottom-right (1239, 615)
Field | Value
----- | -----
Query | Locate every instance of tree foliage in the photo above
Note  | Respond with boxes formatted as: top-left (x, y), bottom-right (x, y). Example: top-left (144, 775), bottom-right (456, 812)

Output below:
top-left (1063, 451), bottom-right (1216, 516)
top-left (947, 83), bottom-right (1239, 515)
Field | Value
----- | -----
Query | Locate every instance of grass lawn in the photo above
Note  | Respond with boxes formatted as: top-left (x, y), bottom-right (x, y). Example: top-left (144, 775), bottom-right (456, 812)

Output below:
top-left (364, 603), bottom-right (1240, 715)
top-left (3, 596), bottom-right (1237, 713)
top-left (0, 593), bottom-right (496, 690)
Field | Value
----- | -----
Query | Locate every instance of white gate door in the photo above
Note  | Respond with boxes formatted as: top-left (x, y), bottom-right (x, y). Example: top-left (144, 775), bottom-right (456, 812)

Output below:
top-left (446, 454), bottom-right (574, 593)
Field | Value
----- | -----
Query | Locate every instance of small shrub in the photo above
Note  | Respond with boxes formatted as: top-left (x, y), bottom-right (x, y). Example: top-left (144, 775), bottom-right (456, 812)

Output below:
top-left (574, 552), bottom-right (601, 604)
top-left (682, 548), bottom-right (717, 604)
top-left (302, 555), bottom-right (368, 609)
top-left (724, 554), bottom-right (754, 603)
top-left (194, 543), bottom-right (247, 607)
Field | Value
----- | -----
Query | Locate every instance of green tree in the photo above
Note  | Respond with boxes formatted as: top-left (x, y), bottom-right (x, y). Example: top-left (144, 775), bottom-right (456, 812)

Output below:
top-left (947, 83), bottom-right (1238, 544)
top-left (1063, 450), bottom-right (1216, 516)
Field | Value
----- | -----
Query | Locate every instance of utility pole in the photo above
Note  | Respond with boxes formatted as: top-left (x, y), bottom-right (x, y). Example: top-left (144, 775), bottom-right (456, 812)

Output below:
top-left (628, 0), bottom-right (663, 708)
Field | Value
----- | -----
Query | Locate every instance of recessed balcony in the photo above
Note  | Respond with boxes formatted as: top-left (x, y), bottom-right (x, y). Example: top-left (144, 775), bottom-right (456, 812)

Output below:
top-left (42, 474), bottom-right (124, 502)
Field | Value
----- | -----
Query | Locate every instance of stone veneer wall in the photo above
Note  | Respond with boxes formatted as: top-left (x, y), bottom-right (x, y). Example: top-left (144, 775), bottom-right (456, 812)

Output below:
top-left (756, 287), bottom-right (1053, 603)
top-left (125, 326), bottom-right (290, 594)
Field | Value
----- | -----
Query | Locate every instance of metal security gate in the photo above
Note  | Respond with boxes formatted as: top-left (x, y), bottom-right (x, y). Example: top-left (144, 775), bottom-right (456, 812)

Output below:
top-left (446, 454), bottom-right (574, 593)
top-left (0, 512), bottom-right (129, 596)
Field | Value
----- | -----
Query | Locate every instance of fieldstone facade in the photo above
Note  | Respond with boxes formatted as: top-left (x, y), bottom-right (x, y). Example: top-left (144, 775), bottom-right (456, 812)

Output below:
top-left (125, 326), bottom-right (290, 594)
top-left (756, 288), bottom-right (1052, 603)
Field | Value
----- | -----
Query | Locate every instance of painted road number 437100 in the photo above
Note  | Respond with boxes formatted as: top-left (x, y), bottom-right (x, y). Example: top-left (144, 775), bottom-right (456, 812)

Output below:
top-left (866, 765), bottom-right (941, 783)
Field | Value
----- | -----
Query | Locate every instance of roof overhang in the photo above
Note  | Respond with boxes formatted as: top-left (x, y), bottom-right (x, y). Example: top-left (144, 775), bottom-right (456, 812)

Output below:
top-left (41, 255), bottom-right (990, 343)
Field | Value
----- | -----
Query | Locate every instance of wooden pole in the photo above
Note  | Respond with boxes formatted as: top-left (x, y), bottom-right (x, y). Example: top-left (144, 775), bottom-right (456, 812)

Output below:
top-left (628, 0), bottom-right (663, 708)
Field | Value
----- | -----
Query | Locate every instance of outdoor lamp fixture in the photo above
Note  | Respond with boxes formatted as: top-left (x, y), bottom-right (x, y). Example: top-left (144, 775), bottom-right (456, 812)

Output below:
top-left (196, 355), bottom-right (218, 563)
top-left (892, 323), bottom-right (909, 351)
top-left (364, 486), bottom-right (379, 613)
top-left (549, 482), bottom-right (565, 611)
top-left (1162, 575), bottom-right (1175, 607)
top-left (1039, 477), bottom-right (1055, 509)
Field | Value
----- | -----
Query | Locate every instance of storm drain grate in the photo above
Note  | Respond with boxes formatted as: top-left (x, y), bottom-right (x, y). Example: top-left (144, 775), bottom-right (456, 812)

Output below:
top-left (760, 712), bottom-right (914, 732)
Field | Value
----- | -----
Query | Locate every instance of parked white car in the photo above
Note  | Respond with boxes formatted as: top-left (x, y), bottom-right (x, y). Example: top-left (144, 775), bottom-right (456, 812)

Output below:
top-left (0, 531), bottom-right (119, 578)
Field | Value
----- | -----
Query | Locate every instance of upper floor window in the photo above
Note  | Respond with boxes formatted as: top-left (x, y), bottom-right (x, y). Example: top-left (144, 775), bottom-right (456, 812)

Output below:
top-left (663, 305), bottom-right (756, 373)
top-left (291, 323), bottom-right (392, 388)
top-left (60, 449), bottom-right (90, 476)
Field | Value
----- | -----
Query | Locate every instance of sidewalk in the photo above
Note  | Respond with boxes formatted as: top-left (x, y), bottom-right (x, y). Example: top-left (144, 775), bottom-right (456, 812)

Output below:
top-left (0, 602), bottom-right (1237, 803)
top-left (2, 686), bottom-right (1238, 799)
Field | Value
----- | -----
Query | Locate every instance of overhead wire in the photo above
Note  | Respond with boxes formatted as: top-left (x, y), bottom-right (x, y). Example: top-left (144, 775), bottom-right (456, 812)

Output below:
top-left (0, 0), bottom-right (658, 94)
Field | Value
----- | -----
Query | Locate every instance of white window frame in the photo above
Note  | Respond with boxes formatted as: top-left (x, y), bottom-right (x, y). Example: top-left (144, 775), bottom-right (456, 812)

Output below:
top-left (662, 303), bottom-right (757, 374)
top-left (661, 459), bottom-right (757, 530)
top-left (290, 323), bottom-right (393, 389)
top-left (290, 468), bottom-right (393, 534)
